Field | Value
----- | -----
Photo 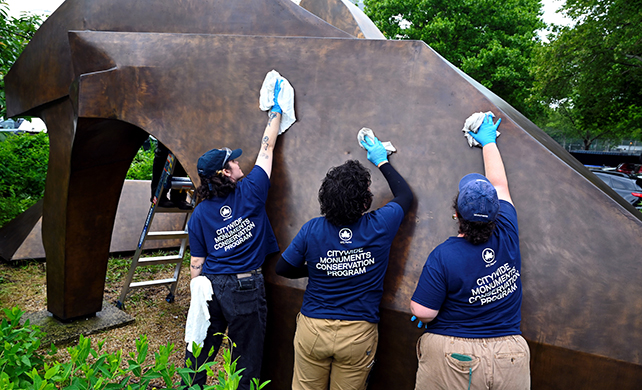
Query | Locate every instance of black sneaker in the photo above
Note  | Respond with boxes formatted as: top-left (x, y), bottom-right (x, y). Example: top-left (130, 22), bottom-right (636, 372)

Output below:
top-left (157, 198), bottom-right (175, 208)
top-left (174, 201), bottom-right (193, 210)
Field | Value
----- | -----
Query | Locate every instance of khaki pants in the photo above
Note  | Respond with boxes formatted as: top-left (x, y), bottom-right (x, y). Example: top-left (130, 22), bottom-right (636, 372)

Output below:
top-left (292, 313), bottom-right (378, 390)
top-left (414, 333), bottom-right (530, 390)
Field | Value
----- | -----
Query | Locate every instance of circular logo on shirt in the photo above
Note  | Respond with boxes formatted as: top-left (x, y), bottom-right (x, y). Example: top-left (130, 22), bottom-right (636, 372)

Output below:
top-left (339, 228), bottom-right (353, 243)
top-left (220, 205), bottom-right (232, 220)
top-left (482, 248), bottom-right (495, 264)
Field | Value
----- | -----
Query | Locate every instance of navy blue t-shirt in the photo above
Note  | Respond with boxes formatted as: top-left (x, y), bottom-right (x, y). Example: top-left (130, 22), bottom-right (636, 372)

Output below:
top-left (282, 202), bottom-right (405, 323)
top-left (188, 166), bottom-right (279, 274)
top-left (411, 200), bottom-right (522, 337)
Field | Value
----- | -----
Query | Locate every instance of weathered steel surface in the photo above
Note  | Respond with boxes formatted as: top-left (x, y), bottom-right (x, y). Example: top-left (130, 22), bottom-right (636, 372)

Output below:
top-left (0, 199), bottom-right (43, 261)
top-left (5, 0), bottom-right (642, 388)
top-left (1, 181), bottom-right (188, 262)
top-left (299, 0), bottom-right (385, 39)
top-left (4, 0), bottom-right (349, 320)
top-left (5, 0), bottom-right (350, 117)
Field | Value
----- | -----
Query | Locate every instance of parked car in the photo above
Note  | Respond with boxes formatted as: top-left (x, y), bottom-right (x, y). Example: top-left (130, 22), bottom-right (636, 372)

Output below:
top-left (590, 169), bottom-right (642, 209)
top-left (0, 118), bottom-right (47, 134)
top-left (616, 163), bottom-right (642, 175)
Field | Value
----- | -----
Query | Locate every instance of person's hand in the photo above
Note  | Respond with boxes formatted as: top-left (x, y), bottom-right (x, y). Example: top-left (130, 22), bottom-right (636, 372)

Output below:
top-left (410, 315), bottom-right (428, 329)
top-left (271, 79), bottom-right (283, 114)
top-left (360, 136), bottom-right (388, 167)
top-left (471, 114), bottom-right (501, 146)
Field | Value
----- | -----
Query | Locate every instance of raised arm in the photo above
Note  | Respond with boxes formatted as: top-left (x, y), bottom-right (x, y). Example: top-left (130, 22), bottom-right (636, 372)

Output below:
top-left (360, 135), bottom-right (413, 212)
top-left (254, 111), bottom-right (281, 178)
top-left (471, 114), bottom-right (512, 204)
top-left (482, 143), bottom-right (512, 204)
top-left (379, 163), bottom-right (413, 214)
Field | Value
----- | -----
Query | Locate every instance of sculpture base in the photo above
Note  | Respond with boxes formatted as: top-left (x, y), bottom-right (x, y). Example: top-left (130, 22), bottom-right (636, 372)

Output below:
top-left (20, 301), bottom-right (134, 345)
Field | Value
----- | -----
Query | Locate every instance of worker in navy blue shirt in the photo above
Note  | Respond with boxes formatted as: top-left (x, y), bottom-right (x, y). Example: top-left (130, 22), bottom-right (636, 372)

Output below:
top-left (185, 83), bottom-right (285, 389)
top-left (276, 135), bottom-right (413, 390)
top-left (410, 114), bottom-right (530, 390)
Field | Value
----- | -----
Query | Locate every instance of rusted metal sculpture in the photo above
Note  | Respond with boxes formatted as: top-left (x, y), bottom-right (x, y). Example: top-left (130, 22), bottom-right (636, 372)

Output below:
top-left (0, 181), bottom-right (190, 261)
top-left (5, 0), bottom-right (642, 388)
top-left (299, 0), bottom-right (385, 39)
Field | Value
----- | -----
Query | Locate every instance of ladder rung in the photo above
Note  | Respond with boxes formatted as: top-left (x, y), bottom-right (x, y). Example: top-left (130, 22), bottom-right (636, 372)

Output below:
top-left (129, 278), bottom-right (177, 289)
top-left (137, 254), bottom-right (184, 266)
top-left (146, 231), bottom-right (188, 240)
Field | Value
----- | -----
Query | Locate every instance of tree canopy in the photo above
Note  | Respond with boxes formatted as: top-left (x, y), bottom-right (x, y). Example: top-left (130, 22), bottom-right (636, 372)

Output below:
top-left (363, 0), bottom-right (546, 118)
top-left (0, 0), bottom-right (42, 119)
top-left (533, 0), bottom-right (642, 149)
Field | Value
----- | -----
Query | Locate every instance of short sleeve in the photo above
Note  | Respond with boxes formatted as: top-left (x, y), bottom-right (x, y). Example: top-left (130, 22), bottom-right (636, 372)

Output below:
top-left (497, 200), bottom-right (518, 235)
top-left (242, 166), bottom-right (271, 205)
top-left (187, 213), bottom-right (207, 257)
top-left (411, 251), bottom-right (448, 311)
top-left (281, 222), bottom-right (310, 268)
top-left (373, 202), bottom-right (405, 237)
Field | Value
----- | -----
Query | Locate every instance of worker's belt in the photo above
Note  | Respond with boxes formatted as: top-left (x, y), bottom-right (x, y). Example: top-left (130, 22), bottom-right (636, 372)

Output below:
top-left (236, 267), bottom-right (262, 279)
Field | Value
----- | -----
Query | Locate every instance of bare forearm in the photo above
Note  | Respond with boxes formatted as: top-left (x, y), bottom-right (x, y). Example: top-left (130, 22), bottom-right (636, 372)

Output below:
top-left (410, 300), bottom-right (439, 323)
top-left (256, 112), bottom-right (281, 177)
top-left (190, 256), bottom-right (205, 278)
top-left (482, 143), bottom-right (512, 203)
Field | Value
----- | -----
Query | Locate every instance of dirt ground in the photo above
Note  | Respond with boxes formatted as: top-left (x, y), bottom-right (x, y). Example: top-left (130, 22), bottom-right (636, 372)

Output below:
top-left (0, 251), bottom-right (227, 387)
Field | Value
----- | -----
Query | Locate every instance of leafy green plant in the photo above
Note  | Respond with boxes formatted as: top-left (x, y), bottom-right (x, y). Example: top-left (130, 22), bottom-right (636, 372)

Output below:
top-left (0, 1), bottom-right (43, 119)
top-left (126, 143), bottom-right (155, 180)
top-left (3, 306), bottom-right (270, 390)
top-left (0, 132), bottom-right (49, 228)
top-left (0, 307), bottom-right (47, 388)
top-left (185, 333), bottom-right (270, 390)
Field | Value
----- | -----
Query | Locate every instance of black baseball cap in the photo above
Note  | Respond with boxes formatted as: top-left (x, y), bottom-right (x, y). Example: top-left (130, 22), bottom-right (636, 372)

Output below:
top-left (197, 147), bottom-right (242, 176)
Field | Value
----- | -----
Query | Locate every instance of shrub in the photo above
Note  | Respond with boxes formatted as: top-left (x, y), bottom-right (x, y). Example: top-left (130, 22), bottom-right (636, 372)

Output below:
top-left (0, 307), bottom-right (47, 388)
top-left (0, 132), bottom-right (48, 228)
top-left (0, 132), bottom-right (155, 228)
top-left (126, 143), bottom-right (155, 180)
top-left (2, 307), bottom-right (270, 390)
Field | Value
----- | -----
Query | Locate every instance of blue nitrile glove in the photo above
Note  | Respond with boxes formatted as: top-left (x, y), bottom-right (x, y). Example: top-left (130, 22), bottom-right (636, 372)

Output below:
top-left (410, 315), bottom-right (428, 329)
top-left (271, 79), bottom-right (283, 114)
top-left (360, 136), bottom-right (388, 167)
top-left (471, 114), bottom-right (501, 146)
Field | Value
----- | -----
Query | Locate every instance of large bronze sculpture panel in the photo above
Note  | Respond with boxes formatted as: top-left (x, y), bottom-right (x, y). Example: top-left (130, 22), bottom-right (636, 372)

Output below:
top-left (5, 0), bottom-right (642, 388)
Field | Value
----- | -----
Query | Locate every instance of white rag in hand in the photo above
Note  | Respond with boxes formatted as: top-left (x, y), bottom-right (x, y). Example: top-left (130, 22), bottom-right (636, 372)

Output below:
top-left (259, 70), bottom-right (296, 135)
top-left (184, 276), bottom-right (213, 352)
top-left (357, 127), bottom-right (397, 155)
top-left (462, 111), bottom-right (500, 147)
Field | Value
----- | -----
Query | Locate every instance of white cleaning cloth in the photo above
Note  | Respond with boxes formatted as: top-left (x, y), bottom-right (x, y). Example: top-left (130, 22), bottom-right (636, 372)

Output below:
top-left (259, 70), bottom-right (296, 135)
top-left (462, 111), bottom-right (500, 147)
top-left (184, 276), bottom-right (213, 352)
top-left (357, 128), bottom-right (397, 155)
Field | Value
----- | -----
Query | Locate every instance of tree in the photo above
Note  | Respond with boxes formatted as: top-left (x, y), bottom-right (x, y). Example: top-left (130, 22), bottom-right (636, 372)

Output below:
top-left (533, 0), bottom-right (642, 149)
top-left (0, 0), bottom-right (43, 119)
top-left (362, 0), bottom-right (546, 118)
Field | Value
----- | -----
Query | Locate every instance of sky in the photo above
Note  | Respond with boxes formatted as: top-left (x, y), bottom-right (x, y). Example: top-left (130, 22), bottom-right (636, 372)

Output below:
top-left (7, 0), bottom-right (573, 26)
top-left (6, 0), bottom-right (64, 17)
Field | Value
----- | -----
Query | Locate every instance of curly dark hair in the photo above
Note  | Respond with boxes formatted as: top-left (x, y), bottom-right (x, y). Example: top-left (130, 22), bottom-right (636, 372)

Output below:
top-left (453, 194), bottom-right (496, 245)
top-left (195, 161), bottom-right (237, 202)
top-left (319, 160), bottom-right (373, 226)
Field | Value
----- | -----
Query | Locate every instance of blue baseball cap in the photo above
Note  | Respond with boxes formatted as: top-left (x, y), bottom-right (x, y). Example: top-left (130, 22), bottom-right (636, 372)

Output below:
top-left (457, 173), bottom-right (499, 222)
top-left (197, 147), bottom-right (242, 176)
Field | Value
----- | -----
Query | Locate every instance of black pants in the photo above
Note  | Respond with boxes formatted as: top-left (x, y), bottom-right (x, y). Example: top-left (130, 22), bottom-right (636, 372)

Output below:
top-left (151, 142), bottom-right (188, 202)
top-left (184, 273), bottom-right (267, 389)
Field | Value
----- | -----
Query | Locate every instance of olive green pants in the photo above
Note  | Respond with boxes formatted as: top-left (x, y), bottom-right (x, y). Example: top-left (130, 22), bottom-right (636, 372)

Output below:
top-left (292, 313), bottom-right (378, 390)
top-left (414, 332), bottom-right (530, 390)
